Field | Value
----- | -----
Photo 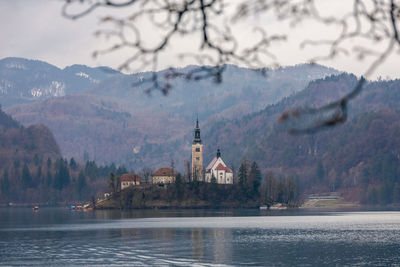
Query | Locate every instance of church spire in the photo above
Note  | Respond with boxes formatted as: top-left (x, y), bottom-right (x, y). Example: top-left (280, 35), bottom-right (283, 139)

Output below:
top-left (217, 148), bottom-right (221, 158)
top-left (193, 117), bottom-right (201, 144)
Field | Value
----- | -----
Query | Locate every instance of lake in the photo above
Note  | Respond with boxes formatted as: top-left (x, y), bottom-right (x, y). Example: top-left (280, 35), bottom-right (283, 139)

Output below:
top-left (1, 208), bottom-right (400, 266)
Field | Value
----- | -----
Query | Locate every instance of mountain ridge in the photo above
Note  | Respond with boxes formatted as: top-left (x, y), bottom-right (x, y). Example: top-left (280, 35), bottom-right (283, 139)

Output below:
top-left (2, 57), bottom-right (341, 167)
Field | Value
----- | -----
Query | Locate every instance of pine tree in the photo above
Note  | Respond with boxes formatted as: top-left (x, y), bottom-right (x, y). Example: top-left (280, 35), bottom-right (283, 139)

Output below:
top-left (33, 154), bottom-right (40, 166)
top-left (22, 164), bottom-right (32, 189)
top-left (238, 160), bottom-right (249, 186)
top-left (238, 158), bottom-right (250, 199)
top-left (35, 165), bottom-right (42, 187)
top-left (109, 172), bottom-right (116, 194)
top-left (174, 173), bottom-right (183, 201)
top-left (77, 171), bottom-right (86, 200)
top-left (47, 157), bottom-right (52, 168)
top-left (53, 159), bottom-right (70, 190)
top-left (116, 165), bottom-right (127, 176)
top-left (69, 158), bottom-right (78, 170)
top-left (249, 161), bottom-right (262, 198)
top-left (1, 169), bottom-right (10, 197)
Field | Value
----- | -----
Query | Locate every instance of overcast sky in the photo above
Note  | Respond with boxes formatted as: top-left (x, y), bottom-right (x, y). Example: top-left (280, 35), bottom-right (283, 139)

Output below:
top-left (0, 0), bottom-right (399, 79)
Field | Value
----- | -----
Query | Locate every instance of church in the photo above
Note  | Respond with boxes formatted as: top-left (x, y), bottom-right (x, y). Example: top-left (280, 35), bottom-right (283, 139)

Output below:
top-left (191, 118), bottom-right (233, 184)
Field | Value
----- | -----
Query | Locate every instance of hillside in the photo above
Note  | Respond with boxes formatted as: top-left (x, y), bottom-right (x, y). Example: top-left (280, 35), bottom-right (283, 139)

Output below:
top-left (197, 74), bottom-right (400, 204)
top-left (2, 57), bottom-right (400, 204)
top-left (2, 58), bottom-right (340, 166)
top-left (0, 106), bottom-right (60, 170)
top-left (0, 106), bottom-right (128, 204)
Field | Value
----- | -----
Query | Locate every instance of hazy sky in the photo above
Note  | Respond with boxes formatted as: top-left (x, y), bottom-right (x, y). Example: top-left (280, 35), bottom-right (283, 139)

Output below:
top-left (0, 0), bottom-right (399, 79)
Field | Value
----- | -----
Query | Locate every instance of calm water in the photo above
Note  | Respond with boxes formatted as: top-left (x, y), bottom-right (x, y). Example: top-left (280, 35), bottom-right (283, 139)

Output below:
top-left (1, 208), bottom-right (400, 266)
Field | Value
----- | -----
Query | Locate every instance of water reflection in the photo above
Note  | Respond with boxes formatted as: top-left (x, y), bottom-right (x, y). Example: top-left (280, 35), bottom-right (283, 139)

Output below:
top-left (191, 229), bottom-right (204, 260)
top-left (212, 228), bottom-right (232, 263)
top-left (2, 208), bottom-right (400, 266)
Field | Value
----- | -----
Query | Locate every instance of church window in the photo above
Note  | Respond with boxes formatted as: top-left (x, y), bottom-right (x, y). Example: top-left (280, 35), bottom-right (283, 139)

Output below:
top-left (196, 157), bottom-right (200, 160)
top-left (196, 148), bottom-right (200, 152)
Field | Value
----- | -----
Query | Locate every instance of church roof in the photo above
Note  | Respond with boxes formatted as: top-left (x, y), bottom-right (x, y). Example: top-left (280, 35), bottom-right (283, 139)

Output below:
top-left (206, 157), bottom-right (218, 171)
top-left (121, 174), bottom-right (141, 182)
top-left (153, 167), bottom-right (175, 177)
top-left (215, 163), bottom-right (233, 173)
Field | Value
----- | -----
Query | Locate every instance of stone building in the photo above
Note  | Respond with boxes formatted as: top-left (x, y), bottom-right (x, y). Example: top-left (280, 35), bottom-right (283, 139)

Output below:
top-left (120, 174), bottom-right (141, 190)
top-left (152, 167), bottom-right (176, 184)
top-left (191, 118), bottom-right (203, 181)
top-left (205, 149), bottom-right (233, 184)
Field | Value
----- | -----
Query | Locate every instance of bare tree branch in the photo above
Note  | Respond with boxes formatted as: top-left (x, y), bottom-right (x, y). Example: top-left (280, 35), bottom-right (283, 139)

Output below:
top-left (62, 0), bottom-right (400, 133)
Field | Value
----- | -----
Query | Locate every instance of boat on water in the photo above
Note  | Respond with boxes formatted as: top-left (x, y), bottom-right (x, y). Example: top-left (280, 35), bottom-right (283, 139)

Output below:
top-left (270, 203), bottom-right (287, 210)
top-left (33, 206), bottom-right (39, 211)
top-left (259, 205), bottom-right (268, 210)
top-left (269, 206), bottom-right (287, 210)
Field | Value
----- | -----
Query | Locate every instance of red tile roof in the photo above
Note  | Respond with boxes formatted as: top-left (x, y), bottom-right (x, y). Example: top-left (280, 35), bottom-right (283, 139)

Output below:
top-left (120, 174), bottom-right (141, 182)
top-left (215, 163), bottom-right (232, 173)
top-left (153, 167), bottom-right (175, 177)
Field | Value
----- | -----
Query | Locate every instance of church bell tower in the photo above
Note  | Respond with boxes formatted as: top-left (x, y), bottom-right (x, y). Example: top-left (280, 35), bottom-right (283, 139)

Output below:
top-left (191, 117), bottom-right (203, 181)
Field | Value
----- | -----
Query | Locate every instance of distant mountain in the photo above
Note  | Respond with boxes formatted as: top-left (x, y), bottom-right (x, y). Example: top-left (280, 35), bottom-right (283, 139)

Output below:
top-left (2, 58), bottom-right (340, 167)
top-left (0, 57), bottom-right (121, 107)
top-left (87, 64), bottom-right (342, 120)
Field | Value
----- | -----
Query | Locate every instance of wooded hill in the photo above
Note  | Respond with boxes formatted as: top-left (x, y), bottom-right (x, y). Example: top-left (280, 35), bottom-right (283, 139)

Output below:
top-left (2, 57), bottom-right (339, 167)
top-left (198, 74), bottom-right (400, 204)
top-left (0, 106), bottom-right (130, 204)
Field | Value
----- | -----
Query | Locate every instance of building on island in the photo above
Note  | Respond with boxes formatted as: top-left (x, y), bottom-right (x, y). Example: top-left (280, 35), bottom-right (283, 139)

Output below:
top-left (152, 167), bottom-right (176, 184)
top-left (191, 118), bottom-right (203, 181)
top-left (120, 174), bottom-right (141, 190)
top-left (205, 149), bottom-right (233, 184)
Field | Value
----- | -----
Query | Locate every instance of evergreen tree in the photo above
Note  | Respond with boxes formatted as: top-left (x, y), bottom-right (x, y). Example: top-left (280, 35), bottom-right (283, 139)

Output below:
top-left (238, 159), bottom-right (249, 186)
top-left (210, 173), bottom-right (218, 202)
top-left (109, 172), bottom-right (116, 194)
top-left (35, 165), bottom-right (42, 187)
top-left (33, 154), bottom-right (40, 166)
top-left (238, 158), bottom-right (250, 199)
top-left (85, 161), bottom-right (98, 180)
top-left (116, 165), bottom-right (128, 176)
top-left (1, 169), bottom-right (10, 197)
top-left (174, 173), bottom-right (183, 201)
top-left (53, 159), bottom-right (70, 190)
top-left (77, 171), bottom-right (86, 200)
top-left (69, 158), bottom-right (78, 170)
top-left (249, 161), bottom-right (262, 198)
top-left (47, 157), bottom-right (52, 168)
top-left (22, 164), bottom-right (32, 189)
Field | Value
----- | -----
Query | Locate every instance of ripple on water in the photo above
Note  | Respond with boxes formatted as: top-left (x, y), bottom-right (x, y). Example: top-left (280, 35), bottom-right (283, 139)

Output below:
top-left (1, 210), bottom-right (400, 266)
